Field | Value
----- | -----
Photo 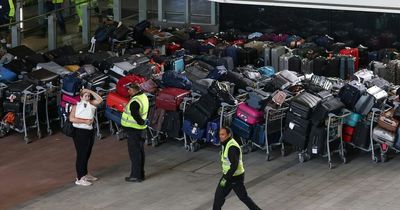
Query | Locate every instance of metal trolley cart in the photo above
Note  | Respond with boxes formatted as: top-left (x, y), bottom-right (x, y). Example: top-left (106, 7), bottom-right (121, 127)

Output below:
top-left (263, 105), bottom-right (290, 161)
top-left (94, 86), bottom-right (115, 141)
top-left (370, 105), bottom-right (399, 163)
top-left (42, 83), bottom-right (61, 136)
top-left (182, 93), bottom-right (203, 152)
top-left (0, 85), bottom-right (47, 143)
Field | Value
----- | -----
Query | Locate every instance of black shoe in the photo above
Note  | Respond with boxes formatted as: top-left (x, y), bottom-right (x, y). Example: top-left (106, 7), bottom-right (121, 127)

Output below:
top-left (125, 177), bottom-right (143, 182)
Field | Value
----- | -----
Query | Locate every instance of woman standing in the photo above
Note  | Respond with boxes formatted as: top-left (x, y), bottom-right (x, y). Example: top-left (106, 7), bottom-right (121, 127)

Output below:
top-left (69, 89), bottom-right (103, 186)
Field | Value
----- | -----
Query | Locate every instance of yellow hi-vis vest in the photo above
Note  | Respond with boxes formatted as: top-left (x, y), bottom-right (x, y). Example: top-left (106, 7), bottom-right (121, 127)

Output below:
top-left (221, 138), bottom-right (245, 176)
top-left (52, 0), bottom-right (64, 4)
top-left (121, 93), bottom-right (149, 130)
top-left (8, 0), bottom-right (14, 17)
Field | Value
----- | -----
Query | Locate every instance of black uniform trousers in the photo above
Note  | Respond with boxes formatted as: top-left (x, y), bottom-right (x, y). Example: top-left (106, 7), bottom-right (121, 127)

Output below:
top-left (126, 128), bottom-right (145, 179)
top-left (73, 128), bottom-right (95, 179)
top-left (213, 174), bottom-right (261, 210)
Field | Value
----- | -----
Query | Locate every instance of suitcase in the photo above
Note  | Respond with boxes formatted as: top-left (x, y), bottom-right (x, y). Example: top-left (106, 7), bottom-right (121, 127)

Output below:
top-left (352, 121), bottom-right (371, 149)
top-left (378, 109), bottom-right (399, 132)
top-left (85, 72), bottom-right (109, 89)
top-left (61, 94), bottom-right (80, 107)
top-left (279, 53), bottom-right (293, 72)
top-left (289, 92), bottom-right (321, 119)
top-left (185, 93), bottom-right (220, 127)
top-left (116, 74), bottom-right (146, 98)
top-left (283, 112), bottom-right (311, 149)
top-left (24, 54), bottom-right (49, 66)
top-left (339, 48), bottom-right (359, 70)
top-left (139, 79), bottom-right (158, 94)
top-left (44, 46), bottom-right (75, 60)
top-left (343, 125), bottom-right (355, 143)
top-left (105, 107), bottom-right (122, 126)
top-left (206, 119), bottom-right (220, 145)
top-left (184, 64), bottom-right (210, 82)
top-left (182, 120), bottom-right (205, 140)
top-left (65, 65), bottom-right (81, 72)
top-left (8, 45), bottom-right (36, 58)
top-left (231, 117), bottom-right (253, 140)
top-left (37, 62), bottom-right (70, 76)
top-left (307, 125), bottom-right (327, 156)
top-left (54, 54), bottom-right (81, 66)
top-left (236, 103), bottom-right (264, 125)
top-left (221, 57), bottom-right (234, 71)
top-left (339, 56), bottom-right (355, 80)
top-left (301, 58), bottom-right (314, 74)
top-left (264, 44), bottom-right (286, 71)
top-left (219, 71), bottom-right (256, 89)
top-left (373, 127), bottom-right (395, 147)
top-left (244, 41), bottom-right (265, 55)
top-left (6, 80), bottom-right (34, 99)
top-left (0, 66), bottom-right (17, 83)
top-left (4, 59), bottom-right (34, 74)
top-left (106, 92), bottom-right (129, 113)
top-left (26, 68), bottom-right (59, 86)
top-left (395, 128), bottom-right (400, 150)
top-left (367, 86), bottom-right (388, 102)
top-left (273, 70), bottom-right (301, 90)
top-left (192, 78), bottom-right (214, 95)
top-left (3, 101), bottom-right (23, 113)
top-left (354, 93), bottom-right (375, 115)
top-left (61, 75), bottom-right (82, 96)
top-left (226, 45), bottom-right (238, 67)
top-left (165, 57), bottom-right (185, 73)
top-left (309, 75), bottom-right (333, 91)
top-left (246, 89), bottom-right (270, 110)
top-left (352, 69), bottom-right (374, 84)
top-left (288, 55), bottom-right (302, 73)
top-left (237, 47), bottom-right (258, 66)
top-left (156, 88), bottom-right (190, 111)
top-left (338, 81), bottom-right (366, 110)
top-left (364, 78), bottom-right (390, 91)
top-left (311, 97), bottom-right (344, 125)
top-left (182, 39), bottom-right (200, 55)
top-left (110, 61), bottom-right (135, 77)
top-left (344, 112), bottom-right (363, 127)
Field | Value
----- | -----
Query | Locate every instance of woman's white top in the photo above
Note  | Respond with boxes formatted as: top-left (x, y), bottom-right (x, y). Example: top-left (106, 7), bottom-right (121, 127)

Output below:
top-left (72, 101), bottom-right (96, 130)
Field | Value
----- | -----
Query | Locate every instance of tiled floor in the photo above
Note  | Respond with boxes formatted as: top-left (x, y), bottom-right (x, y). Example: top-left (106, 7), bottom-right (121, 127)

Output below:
top-left (2, 129), bottom-right (400, 210)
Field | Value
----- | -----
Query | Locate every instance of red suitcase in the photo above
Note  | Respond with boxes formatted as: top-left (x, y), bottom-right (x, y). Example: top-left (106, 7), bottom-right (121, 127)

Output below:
top-left (236, 103), bottom-right (264, 125)
top-left (166, 42), bottom-right (182, 56)
top-left (155, 88), bottom-right (190, 111)
top-left (61, 94), bottom-right (80, 108)
top-left (116, 74), bottom-right (146, 98)
top-left (339, 48), bottom-right (359, 71)
top-left (342, 125), bottom-right (355, 143)
top-left (106, 92), bottom-right (129, 113)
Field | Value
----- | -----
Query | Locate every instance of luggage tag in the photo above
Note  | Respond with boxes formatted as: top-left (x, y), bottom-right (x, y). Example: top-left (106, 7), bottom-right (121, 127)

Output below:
top-left (312, 146), bottom-right (318, 154)
top-left (288, 122), bottom-right (295, 130)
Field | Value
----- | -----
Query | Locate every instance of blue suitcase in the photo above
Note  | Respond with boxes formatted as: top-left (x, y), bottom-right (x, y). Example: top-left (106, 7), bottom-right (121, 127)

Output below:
top-left (205, 119), bottom-right (220, 145)
top-left (182, 119), bottom-right (205, 140)
top-left (0, 66), bottom-right (17, 83)
top-left (62, 74), bottom-right (82, 96)
top-left (344, 112), bottom-right (363, 127)
top-left (226, 46), bottom-right (238, 67)
top-left (231, 117), bottom-right (253, 140)
top-left (105, 107), bottom-right (122, 126)
top-left (251, 124), bottom-right (281, 146)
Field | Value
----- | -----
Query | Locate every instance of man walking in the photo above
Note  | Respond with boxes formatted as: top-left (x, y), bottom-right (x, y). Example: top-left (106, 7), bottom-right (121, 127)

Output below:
top-left (121, 83), bottom-right (149, 183)
top-left (213, 126), bottom-right (262, 210)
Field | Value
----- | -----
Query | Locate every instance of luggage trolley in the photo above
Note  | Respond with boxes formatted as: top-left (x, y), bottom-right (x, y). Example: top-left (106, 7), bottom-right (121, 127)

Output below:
top-left (94, 86), bottom-right (115, 141)
top-left (42, 83), bottom-right (61, 136)
top-left (370, 105), bottom-right (399, 163)
top-left (1, 85), bottom-right (47, 143)
top-left (182, 93), bottom-right (203, 152)
top-left (263, 105), bottom-right (290, 161)
top-left (145, 93), bottom-right (169, 147)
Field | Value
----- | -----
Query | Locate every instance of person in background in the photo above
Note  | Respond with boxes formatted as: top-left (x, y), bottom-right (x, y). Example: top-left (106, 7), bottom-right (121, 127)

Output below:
top-left (46, 0), bottom-right (67, 34)
top-left (121, 83), bottom-right (149, 183)
top-left (69, 89), bottom-right (103, 186)
top-left (0, 0), bottom-right (15, 48)
top-left (213, 126), bottom-right (262, 210)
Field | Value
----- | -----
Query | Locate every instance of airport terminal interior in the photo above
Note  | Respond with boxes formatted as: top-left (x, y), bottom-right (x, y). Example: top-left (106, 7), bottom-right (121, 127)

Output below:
top-left (2, 0), bottom-right (400, 210)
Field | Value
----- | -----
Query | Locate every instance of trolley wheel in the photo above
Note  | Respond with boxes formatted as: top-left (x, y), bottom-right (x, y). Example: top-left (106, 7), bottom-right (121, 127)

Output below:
top-left (47, 129), bottom-right (53, 136)
top-left (242, 145), bottom-right (250, 154)
top-left (266, 154), bottom-right (271, 161)
top-left (329, 162), bottom-right (333, 170)
top-left (0, 129), bottom-right (7, 138)
top-left (381, 153), bottom-right (388, 162)
top-left (298, 153), bottom-right (305, 163)
top-left (281, 149), bottom-right (286, 157)
top-left (152, 138), bottom-right (159, 147)
top-left (373, 155), bottom-right (379, 163)
top-left (96, 133), bottom-right (103, 141)
top-left (24, 137), bottom-right (31, 144)
top-left (184, 145), bottom-right (190, 151)
top-left (190, 142), bottom-right (200, 152)
top-left (37, 131), bottom-right (42, 139)
top-left (342, 157), bottom-right (347, 164)
top-left (116, 132), bottom-right (123, 141)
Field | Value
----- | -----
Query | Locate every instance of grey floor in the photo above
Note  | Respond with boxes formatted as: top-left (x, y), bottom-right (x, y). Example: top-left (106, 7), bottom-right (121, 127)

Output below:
top-left (10, 140), bottom-right (400, 210)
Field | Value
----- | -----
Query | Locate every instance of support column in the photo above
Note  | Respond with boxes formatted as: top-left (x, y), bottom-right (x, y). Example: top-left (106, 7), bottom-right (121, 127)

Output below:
top-left (157, 0), bottom-right (163, 22)
top-left (82, 4), bottom-right (90, 45)
top-left (138, 0), bottom-right (147, 22)
top-left (38, 0), bottom-right (45, 25)
top-left (64, 0), bottom-right (71, 17)
top-left (11, 26), bottom-right (21, 48)
top-left (211, 2), bottom-right (217, 25)
top-left (113, 0), bottom-right (121, 22)
top-left (48, 14), bottom-right (57, 50)
top-left (184, 0), bottom-right (191, 24)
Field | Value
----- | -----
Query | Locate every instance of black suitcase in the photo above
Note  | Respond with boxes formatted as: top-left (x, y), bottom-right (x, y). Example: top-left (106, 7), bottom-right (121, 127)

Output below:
top-left (44, 45), bottom-right (76, 60)
top-left (24, 54), bottom-right (49, 66)
top-left (26, 68), bottom-right (60, 86)
top-left (5, 80), bottom-right (34, 100)
top-left (131, 63), bottom-right (155, 79)
top-left (288, 55), bottom-right (302, 73)
top-left (338, 81), bottom-right (366, 110)
top-left (290, 92), bottom-right (321, 119)
top-left (352, 121), bottom-right (371, 149)
top-left (185, 93), bottom-right (220, 128)
top-left (237, 47), bottom-right (258, 66)
top-left (219, 71), bottom-right (255, 90)
top-left (3, 101), bottom-right (23, 113)
top-left (54, 54), bottom-right (82, 66)
top-left (192, 78), bottom-right (214, 95)
top-left (364, 77), bottom-right (390, 91)
top-left (185, 63), bottom-right (210, 82)
top-left (182, 39), bottom-right (200, 55)
top-left (283, 112), bottom-right (311, 149)
top-left (246, 89), bottom-right (270, 110)
top-left (311, 97), bottom-right (344, 125)
top-left (354, 93), bottom-right (375, 115)
top-left (4, 59), bottom-right (34, 74)
top-left (307, 125), bottom-right (327, 156)
top-left (8, 45), bottom-right (36, 58)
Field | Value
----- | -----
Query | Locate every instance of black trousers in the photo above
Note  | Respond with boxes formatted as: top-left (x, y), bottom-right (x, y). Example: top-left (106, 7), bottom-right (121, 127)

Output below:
top-left (126, 129), bottom-right (145, 179)
top-left (213, 174), bottom-right (261, 210)
top-left (73, 128), bottom-right (95, 179)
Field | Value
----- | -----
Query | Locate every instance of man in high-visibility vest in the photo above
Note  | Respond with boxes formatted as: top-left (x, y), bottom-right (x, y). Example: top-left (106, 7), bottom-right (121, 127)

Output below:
top-left (121, 83), bottom-right (149, 183)
top-left (46, 0), bottom-right (66, 34)
top-left (0, 0), bottom-right (15, 47)
top-left (213, 126), bottom-right (262, 210)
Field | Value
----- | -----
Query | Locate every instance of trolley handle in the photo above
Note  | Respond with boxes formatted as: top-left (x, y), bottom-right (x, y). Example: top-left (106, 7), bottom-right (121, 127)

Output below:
top-left (35, 86), bottom-right (47, 95)
top-left (328, 109), bottom-right (352, 119)
top-left (0, 83), bottom-right (7, 90)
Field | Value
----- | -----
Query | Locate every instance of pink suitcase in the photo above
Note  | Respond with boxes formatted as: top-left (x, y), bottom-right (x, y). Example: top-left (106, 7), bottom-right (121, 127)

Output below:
top-left (236, 103), bottom-right (264, 125)
top-left (61, 94), bottom-right (80, 108)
